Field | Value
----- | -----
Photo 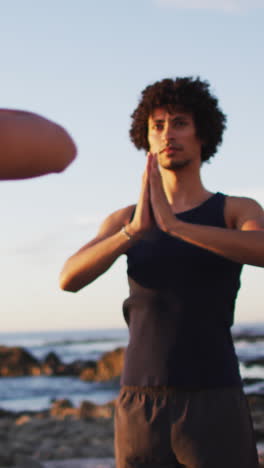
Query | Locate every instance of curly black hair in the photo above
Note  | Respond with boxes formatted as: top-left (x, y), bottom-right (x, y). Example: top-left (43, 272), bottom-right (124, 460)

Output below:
top-left (129, 77), bottom-right (226, 162)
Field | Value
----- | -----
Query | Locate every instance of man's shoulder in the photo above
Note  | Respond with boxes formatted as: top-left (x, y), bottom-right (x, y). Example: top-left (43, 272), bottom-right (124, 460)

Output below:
top-left (224, 194), bottom-right (264, 230)
top-left (225, 194), bottom-right (263, 210)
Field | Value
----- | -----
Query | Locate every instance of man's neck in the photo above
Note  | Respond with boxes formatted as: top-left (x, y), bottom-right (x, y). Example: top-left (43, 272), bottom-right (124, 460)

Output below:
top-left (160, 166), bottom-right (212, 213)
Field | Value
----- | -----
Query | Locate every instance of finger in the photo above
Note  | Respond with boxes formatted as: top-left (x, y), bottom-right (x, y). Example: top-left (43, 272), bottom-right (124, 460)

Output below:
top-left (150, 164), bottom-right (162, 189)
top-left (146, 152), bottom-right (153, 176)
top-left (141, 169), bottom-right (150, 200)
top-left (149, 155), bottom-right (160, 179)
top-left (153, 158), bottom-right (161, 177)
top-left (152, 152), bottom-right (158, 163)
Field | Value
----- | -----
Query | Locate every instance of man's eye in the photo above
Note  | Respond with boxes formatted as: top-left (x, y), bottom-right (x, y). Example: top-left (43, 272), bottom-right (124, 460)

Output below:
top-left (174, 120), bottom-right (187, 127)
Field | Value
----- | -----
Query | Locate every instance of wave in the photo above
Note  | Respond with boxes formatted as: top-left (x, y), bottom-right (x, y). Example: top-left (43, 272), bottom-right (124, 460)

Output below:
top-left (0, 328), bottom-right (129, 350)
top-left (233, 331), bottom-right (264, 343)
top-left (0, 375), bottom-right (121, 412)
top-left (232, 323), bottom-right (264, 343)
top-left (33, 337), bottom-right (127, 349)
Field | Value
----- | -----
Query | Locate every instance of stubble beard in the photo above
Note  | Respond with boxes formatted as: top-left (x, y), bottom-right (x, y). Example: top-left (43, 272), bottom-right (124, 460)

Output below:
top-left (159, 157), bottom-right (191, 171)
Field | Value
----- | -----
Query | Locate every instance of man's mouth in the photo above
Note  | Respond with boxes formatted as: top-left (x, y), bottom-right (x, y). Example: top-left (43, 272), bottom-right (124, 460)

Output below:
top-left (161, 145), bottom-right (183, 154)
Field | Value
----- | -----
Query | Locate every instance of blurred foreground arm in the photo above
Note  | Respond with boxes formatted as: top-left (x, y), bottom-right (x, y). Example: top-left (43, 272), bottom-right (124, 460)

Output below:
top-left (0, 109), bottom-right (77, 180)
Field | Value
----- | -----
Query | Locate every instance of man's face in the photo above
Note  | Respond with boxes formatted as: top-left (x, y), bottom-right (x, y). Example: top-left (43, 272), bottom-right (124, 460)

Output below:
top-left (147, 108), bottom-right (203, 170)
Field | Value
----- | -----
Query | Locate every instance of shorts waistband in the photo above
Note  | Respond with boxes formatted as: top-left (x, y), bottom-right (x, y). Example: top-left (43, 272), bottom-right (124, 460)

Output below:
top-left (121, 384), bottom-right (243, 398)
top-left (120, 385), bottom-right (203, 397)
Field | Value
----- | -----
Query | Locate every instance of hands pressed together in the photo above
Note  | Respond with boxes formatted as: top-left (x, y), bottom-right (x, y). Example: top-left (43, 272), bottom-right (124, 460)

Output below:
top-left (127, 153), bottom-right (177, 238)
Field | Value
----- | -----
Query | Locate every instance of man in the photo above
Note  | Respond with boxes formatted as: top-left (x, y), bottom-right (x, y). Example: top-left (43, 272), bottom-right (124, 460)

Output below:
top-left (0, 109), bottom-right (76, 179)
top-left (60, 77), bottom-right (263, 467)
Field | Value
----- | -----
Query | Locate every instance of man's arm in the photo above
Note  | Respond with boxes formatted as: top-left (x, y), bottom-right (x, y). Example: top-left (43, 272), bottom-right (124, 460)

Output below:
top-left (59, 205), bottom-right (136, 292)
top-left (60, 155), bottom-right (154, 292)
top-left (0, 109), bottom-right (77, 180)
top-left (148, 155), bottom-right (264, 267)
top-left (166, 197), bottom-right (264, 267)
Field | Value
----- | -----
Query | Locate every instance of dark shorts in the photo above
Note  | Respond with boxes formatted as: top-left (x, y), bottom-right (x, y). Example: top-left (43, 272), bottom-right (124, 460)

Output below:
top-left (114, 385), bottom-right (259, 468)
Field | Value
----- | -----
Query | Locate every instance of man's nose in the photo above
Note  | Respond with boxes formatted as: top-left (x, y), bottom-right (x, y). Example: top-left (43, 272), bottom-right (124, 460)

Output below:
top-left (162, 124), bottom-right (174, 141)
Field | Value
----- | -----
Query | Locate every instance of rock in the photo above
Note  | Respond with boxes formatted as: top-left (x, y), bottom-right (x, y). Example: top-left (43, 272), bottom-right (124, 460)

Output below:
top-left (14, 454), bottom-right (44, 467)
top-left (247, 394), bottom-right (264, 440)
top-left (79, 365), bottom-right (96, 381)
top-left (42, 458), bottom-right (116, 468)
top-left (34, 438), bottom-right (57, 460)
top-left (42, 352), bottom-right (64, 376)
top-left (0, 443), bottom-right (13, 465)
top-left (50, 399), bottom-right (78, 419)
top-left (96, 348), bottom-right (124, 381)
top-left (247, 394), bottom-right (264, 411)
top-left (79, 401), bottom-right (113, 419)
top-left (55, 446), bottom-right (74, 459)
top-left (0, 407), bottom-right (15, 417)
top-left (80, 347), bottom-right (125, 382)
top-left (16, 415), bottom-right (32, 425)
top-left (0, 345), bottom-right (125, 379)
top-left (0, 398), bottom-right (262, 464)
top-left (66, 359), bottom-right (97, 377)
top-left (0, 346), bottom-right (40, 377)
top-left (259, 454), bottom-right (264, 468)
top-left (41, 354), bottom-right (98, 377)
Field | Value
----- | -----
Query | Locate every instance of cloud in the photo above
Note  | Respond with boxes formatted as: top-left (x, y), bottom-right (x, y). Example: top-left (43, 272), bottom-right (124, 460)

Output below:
top-left (155, 0), bottom-right (263, 12)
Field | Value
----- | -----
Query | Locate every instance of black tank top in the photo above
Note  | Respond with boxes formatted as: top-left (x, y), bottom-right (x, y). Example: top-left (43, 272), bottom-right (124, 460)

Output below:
top-left (121, 192), bottom-right (243, 388)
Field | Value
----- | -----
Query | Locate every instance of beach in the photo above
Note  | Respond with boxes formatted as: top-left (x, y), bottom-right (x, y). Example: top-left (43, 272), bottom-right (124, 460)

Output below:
top-left (0, 397), bottom-right (263, 467)
top-left (0, 325), bottom-right (264, 467)
top-left (0, 399), bottom-right (115, 467)
top-left (0, 394), bottom-right (263, 467)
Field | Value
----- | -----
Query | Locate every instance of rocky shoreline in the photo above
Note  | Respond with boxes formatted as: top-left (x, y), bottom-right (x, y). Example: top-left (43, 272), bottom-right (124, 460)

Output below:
top-left (0, 343), bottom-right (263, 385)
top-left (0, 345), bottom-right (122, 467)
top-left (0, 345), bottom-right (264, 467)
top-left (0, 399), bottom-right (115, 466)
top-left (0, 345), bottom-right (125, 381)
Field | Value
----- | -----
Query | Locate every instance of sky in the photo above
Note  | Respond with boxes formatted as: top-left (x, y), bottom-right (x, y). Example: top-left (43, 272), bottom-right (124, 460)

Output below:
top-left (0, 0), bottom-right (263, 331)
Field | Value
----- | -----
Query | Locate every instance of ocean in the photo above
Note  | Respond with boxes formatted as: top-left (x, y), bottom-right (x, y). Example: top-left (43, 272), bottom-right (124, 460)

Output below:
top-left (0, 324), bottom-right (263, 412)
